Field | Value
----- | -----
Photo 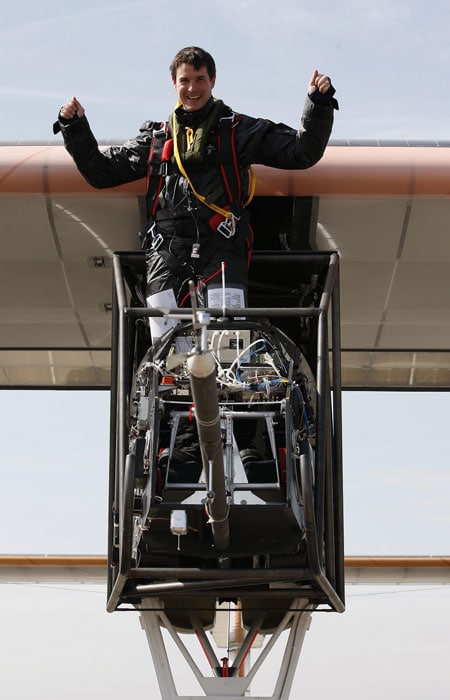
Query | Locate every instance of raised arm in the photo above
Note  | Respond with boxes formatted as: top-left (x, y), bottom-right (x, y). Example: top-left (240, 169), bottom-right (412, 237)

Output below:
top-left (53, 98), bottom-right (151, 189)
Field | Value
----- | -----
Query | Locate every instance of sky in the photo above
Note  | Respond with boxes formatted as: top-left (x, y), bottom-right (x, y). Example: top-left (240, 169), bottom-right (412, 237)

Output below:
top-left (2, 0), bottom-right (450, 143)
top-left (1, 1), bottom-right (450, 698)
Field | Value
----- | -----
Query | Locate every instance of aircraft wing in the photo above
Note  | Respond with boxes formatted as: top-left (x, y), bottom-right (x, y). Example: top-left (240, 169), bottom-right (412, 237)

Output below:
top-left (1, 140), bottom-right (450, 389)
top-left (1, 555), bottom-right (449, 585)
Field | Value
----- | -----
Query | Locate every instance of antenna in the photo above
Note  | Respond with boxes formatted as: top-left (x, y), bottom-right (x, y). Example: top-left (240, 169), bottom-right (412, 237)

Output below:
top-left (221, 261), bottom-right (226, 317)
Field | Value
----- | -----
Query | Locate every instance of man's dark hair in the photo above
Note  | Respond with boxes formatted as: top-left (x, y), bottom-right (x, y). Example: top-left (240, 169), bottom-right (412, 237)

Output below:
top-left (170, 46), bottom-right (216, 81)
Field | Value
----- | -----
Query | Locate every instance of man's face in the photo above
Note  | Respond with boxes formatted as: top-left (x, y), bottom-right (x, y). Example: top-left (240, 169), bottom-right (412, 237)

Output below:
top-left (173, 63), bottom-right (216, 111)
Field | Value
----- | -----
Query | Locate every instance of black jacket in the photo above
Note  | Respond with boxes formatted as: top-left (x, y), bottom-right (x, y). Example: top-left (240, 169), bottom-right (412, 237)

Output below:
top-left (55, 95), bottom-right (335, 240)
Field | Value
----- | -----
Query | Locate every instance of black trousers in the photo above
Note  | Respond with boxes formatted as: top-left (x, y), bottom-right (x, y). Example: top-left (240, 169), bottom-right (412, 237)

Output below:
top-left (145, 221), bottom-right (252, 307)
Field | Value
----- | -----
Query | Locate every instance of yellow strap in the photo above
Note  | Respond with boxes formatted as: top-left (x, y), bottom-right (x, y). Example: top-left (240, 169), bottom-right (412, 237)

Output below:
top-left (186, 128), bottom-right (194, 150)
top-left (171, 103), bottom-right (256, 219)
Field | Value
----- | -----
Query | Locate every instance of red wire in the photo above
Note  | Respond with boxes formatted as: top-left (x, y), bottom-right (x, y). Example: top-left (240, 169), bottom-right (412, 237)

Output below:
top-left (179, 262), bottom-right (227, 308)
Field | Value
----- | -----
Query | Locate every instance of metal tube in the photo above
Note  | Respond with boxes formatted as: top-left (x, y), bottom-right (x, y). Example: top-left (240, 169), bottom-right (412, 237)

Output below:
top-left (124, 306), bottom-right (321, 319)
top-left (187, 352), bottom-right (230, 550)
top-left (129, 567), bottom-right (311, 580)
top-left (135, 578), bottom-right (267, 595)
top-left (300, 451), bottom-right (345, 613)
top-left (106, 271), bottom-right (119, 601)
top-left (315, 306), bottom-right (327, 551)
top-left (315, 252), bottom-right (339, 562)
top-left (107, 255), bottom-right (134, 612)
top-left (331, 261), bottom-right (345, 604)
top-left (324, 385), bottom-right (336, 587)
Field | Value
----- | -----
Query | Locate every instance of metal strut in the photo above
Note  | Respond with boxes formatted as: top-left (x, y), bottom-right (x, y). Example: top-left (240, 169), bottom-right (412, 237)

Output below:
top-left (138, 598), bottom-right (314, 700)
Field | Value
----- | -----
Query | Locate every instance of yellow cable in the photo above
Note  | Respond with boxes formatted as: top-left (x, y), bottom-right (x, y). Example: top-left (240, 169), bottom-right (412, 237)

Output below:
top-left (171, 104), bottom-right (256, 219)
top-left (173, 122), bottom-right (233, 219)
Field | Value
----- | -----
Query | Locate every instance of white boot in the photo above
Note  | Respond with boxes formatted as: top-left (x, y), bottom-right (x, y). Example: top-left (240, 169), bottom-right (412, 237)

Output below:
top-left (146, 288), bottom-right (179, 343)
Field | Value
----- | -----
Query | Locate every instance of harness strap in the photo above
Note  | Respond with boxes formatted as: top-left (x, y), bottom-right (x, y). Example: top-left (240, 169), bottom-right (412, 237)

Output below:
top-left (218, 113), bottom-right (256, 209)
top-left (172, 118), bottom-right (235, 221)
top-left (142, 106), bottom-right (256, 250)
top-left (145, 123), bottom-right (168, 218)
top-left (140, 123), bottom-right (172, 248)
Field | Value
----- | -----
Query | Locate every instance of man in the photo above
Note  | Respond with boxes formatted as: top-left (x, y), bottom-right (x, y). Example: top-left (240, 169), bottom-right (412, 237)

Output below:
top-left (54, 46), bottom-right (337, 342)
